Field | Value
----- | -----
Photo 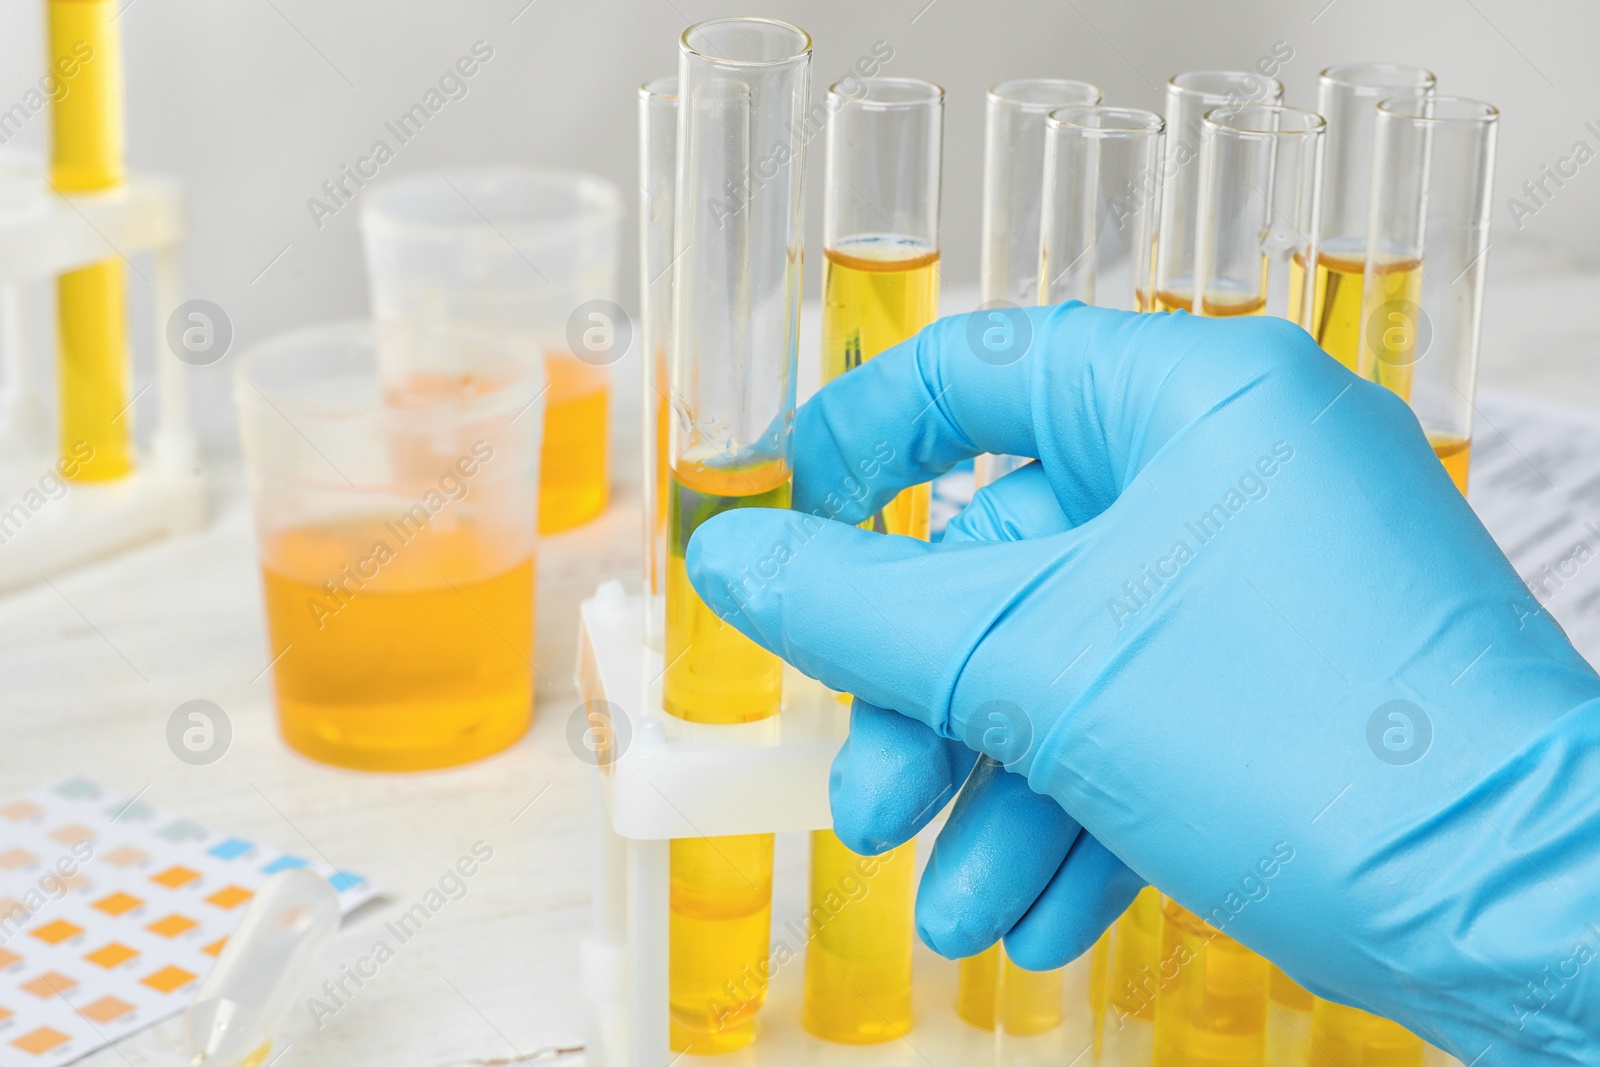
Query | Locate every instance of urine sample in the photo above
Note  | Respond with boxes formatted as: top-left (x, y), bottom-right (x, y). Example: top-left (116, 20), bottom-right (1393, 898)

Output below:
top-left (1092, 886), bottom-right (1163, 1063)
top-left (663, 18), bottom-right (811, 1055)
top-left (1266, 964), bottom-right (1314, 1066)
top-left (359, 168), bottom-right (623, 534)
top-left (1358, 96), bottom-right (1498, 496)
top-left (1293, 65), bottom-right (1436, 372)
top-left (236, 324), bottom-right (543, 771)
top-left (1151, 899), bottom-right (1270, 1067)
top-left (49, 0), bottom-right (132, 482)
top-left (637, 77), bottom-right (677, 603)
top-left (1153, 72), bottom-right (1284, 313)
top-left (974, 78), bottom-right (1101, 490)
top-left (1311, 997), bottom-right (1424, 1067)
top-left (803, 75), bottom-right (943, 1045)
top-left (955, 943), bottom-right (1067, 1036)
top-left (1192, 105), bottom-right (1325, 325)
top-left (1039, 106), bottom-right (1165, 311)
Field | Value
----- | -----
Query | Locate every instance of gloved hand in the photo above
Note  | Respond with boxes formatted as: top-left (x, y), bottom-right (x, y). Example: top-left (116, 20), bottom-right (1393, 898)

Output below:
top-left (687, 303), bottom-right (1600, 1065)
top-left (829, 461), bottom-right (1144, 969)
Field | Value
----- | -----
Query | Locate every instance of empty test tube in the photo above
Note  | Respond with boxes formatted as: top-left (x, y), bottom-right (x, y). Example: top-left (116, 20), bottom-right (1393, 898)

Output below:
top-left (1039, 106), bottom-right (1165, 311)
top-left (1153, 72), bottom-right (1284, 313)
top-left (1358, 96), bottom-right (1498, 496)
top-left (1193, 105), bottom-right (1325, 324)
top-left (973, 78), bottom-right (1100, 489)
top-left (803, 75), bottom-right (942, 1045)
top-left (49, 0), bottom-right (133, 482)
top-left (663, 17), bottom-right (811, 1055)
top-left (638, 76), bottom-right (676, 613)
top-left (1296, 64), bottom-right (1436, 371)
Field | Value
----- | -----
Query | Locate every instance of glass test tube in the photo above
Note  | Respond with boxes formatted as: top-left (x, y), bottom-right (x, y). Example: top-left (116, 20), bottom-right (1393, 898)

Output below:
top-left (49, 0), bottom-right (132, 482)
top-left (1153, 71), bottom-right (1285, 313)
top-left (664, 17), bottom-right (811, 1056)
top-left (638, 77), bottom-right (676, 612)
top-left (1358, 96), bottom-right (1497, 496)
top-left (1151, 898), bottom-right (1271, 1067)
top-left (1193, 105), bottom-right (1325, 324)
top-left (1039, 106), bottom-right (1165, 311)
top-left (1297, 64), bottom-right (1436, 372)
top-left (804, 76), bottom-right (942, 1045)
top-left (973, 78), bottom-right (1101, 489)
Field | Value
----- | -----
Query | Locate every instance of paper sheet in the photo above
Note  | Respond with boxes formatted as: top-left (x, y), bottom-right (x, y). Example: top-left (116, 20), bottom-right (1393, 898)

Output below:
top-left (1469, 390), bottom-right (1600, 666)
top-left (0, 778), bottom-right (378, 1065)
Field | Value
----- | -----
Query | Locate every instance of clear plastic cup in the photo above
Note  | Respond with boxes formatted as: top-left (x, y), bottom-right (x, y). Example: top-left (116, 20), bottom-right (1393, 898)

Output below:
top-left (235, 321), bottom-right (544, 771)
top-left (359, 167), bottom-right (622, 535)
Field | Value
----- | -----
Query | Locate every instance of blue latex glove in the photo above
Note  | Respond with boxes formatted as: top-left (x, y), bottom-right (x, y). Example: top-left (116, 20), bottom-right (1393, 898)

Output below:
top-left (830, 461), bottom-right (1144, 968)
top-left (688, 304), bottom-right (1600, 1065)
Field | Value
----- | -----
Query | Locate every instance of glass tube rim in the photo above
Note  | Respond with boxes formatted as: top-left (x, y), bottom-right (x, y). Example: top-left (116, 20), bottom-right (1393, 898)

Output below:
top-left (1376, 93), bottom-right (1499, 126)
top-left (1047, 104), bottom-right (1165, 136)
top-left (827, 75), bottom-right (943, 110)
top-left (1168, 69), bottom-right (1284, 105)
top-left (640, 75), bottom-right (678, 100)
top-left (1203, 103), bottom-right (1326, 138)
top-left (1319, 61), bottom-right (1437, 95)
top-left (987, 77), bottom-right (1102, 111)
top-left (679, 17), bottom-right (812, 68)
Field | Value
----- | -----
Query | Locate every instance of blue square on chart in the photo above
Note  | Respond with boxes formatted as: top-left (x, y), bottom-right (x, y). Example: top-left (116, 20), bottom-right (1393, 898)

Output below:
top-left (209, 838), bottom-right (253, 861)
top-left (328, 872), bottom-right (363, 892)
top-left (262, 855), bottom-right (309, 874)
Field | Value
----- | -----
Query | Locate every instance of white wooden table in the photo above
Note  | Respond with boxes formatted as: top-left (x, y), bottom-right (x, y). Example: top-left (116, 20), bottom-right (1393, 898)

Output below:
top-left (1, 246), bottom-right (1596, 1067)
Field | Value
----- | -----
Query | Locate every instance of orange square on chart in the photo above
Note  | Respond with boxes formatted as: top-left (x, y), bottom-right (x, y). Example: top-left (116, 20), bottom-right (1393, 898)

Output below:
top-left (21, 972), bottom-right (75, 998)
top-left (0, 801), bottom-right (42, 821)
top-left (150, 865), bottom-right (199, 889)
top-left (202, 938), bottom-right (226, 957)
top-left (146, 914), bottom-right (198, 938)
top-left (204, 885), bottom-right (252, 910)
top-left (49, 824), bottom-right (94, 846)
top-left (93, 891), bottom-right (142, 916)
top-left (101, 846), bottom-right (146, 868)
top-left (0, 948), bottom-right (20, 969)
top-left (10, 1027), bottom-right (69, 1054)
top-left (0, 849), bottom-right (34, 870)
top-left (85, 942), bottom-right (138, 968)
top-left (81, 995), bottom-right (134, 1023)
top-left (28, 920), bottom-right (82, 945)
top-left (141, 965), bottom-right (196, 993)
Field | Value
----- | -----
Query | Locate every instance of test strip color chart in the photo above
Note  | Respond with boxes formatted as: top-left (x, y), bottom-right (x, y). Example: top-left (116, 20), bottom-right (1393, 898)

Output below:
top-left (0, 779), bottom-right (380, 1066)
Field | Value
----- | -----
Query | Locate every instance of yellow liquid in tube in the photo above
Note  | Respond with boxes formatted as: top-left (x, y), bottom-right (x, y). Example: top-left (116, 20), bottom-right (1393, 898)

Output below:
top-left (803, 239), bottom-right (937, 1043)
top-left (663, 459), bottom-right (790, 1053)
top-left (50, 0), bottom-right (132, 481)
top-left (1289, 249), bottom-right (1367, 372)
top-left (1151, 900), bottom-right (1269, 1067)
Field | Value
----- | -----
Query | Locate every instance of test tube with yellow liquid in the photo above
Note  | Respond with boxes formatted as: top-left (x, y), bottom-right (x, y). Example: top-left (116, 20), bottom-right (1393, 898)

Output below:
top-left (801, 76), bottom-right (943, 1045)
top-left (1151, 899), bottom-right (1270, 1067)
top-left (662, 18), bottom-right (811, 1055)
top-left (1152, 72), bottom-right (1284, 315)
top-left (1192, 105), bottom-right (1325, 325)
top-left (1290, 65), bottom-right (1436, 373)
top-left (1359, 96), bottom-right (1498, 496)
top-left (49, 0), bottom-right (133, 482)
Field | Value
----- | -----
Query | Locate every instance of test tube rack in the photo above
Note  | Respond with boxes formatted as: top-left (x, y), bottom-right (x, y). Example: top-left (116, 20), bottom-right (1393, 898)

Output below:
top-left (0, 157), bottom-right (202, 592)
top-left (578, 580), bottom-right (1033, 1067)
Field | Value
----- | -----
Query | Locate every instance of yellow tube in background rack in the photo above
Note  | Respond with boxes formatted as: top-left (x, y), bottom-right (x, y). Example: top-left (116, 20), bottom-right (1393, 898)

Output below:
top-left (49, 0), bottom-right (133, 482)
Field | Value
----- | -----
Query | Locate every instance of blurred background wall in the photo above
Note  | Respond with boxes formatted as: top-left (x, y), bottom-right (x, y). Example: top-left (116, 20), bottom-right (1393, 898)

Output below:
top-left (0, 0), bottom-right (1593, 448)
